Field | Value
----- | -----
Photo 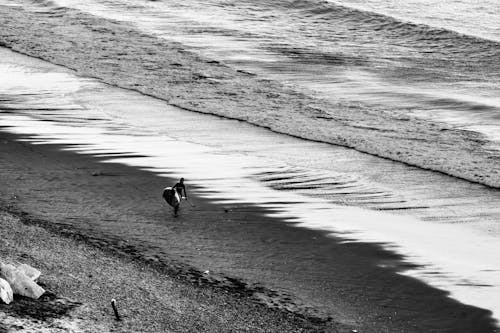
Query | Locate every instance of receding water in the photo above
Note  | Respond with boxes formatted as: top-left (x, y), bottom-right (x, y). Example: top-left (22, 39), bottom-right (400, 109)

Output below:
top-left (1, 48), bottom-right (500, 321)
top-left (1, 0), bottom-right (499, 189)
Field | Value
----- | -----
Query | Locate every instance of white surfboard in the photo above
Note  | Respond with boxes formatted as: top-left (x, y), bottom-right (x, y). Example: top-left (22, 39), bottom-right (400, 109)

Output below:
top-left (162, 187), bottom-right (180, 207)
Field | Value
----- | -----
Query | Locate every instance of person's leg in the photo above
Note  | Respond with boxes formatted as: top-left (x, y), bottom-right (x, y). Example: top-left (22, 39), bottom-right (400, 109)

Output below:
top-left (174, 204), bottom-right (179, 217)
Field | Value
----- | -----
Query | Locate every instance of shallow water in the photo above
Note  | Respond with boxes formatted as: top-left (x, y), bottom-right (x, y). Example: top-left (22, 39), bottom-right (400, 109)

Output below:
top-left (1, 48), bottom-right (499, 321)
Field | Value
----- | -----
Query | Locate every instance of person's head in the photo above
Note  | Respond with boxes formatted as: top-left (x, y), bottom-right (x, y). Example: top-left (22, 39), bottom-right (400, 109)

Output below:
top-left (180, 177), bottom-right (184, 183)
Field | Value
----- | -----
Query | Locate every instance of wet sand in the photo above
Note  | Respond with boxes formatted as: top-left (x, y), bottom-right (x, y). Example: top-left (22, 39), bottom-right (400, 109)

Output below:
top-left (0, 130), bottom-right (496, 332)
top-left (0, 212), bottom-right (320, 333)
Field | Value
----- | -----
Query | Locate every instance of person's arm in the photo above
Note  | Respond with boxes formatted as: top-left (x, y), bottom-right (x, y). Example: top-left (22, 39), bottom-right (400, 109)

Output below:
top-left (183, 185), bottom-right (188, 199)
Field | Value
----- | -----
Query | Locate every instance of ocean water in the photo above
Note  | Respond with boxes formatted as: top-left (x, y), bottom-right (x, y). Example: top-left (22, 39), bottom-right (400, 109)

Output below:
top-left (1, 0), bottom-right (500, 186)
top-left (331, 0), bottom-right (500, 42)
top-left (1, 0), bottom-right (500, 325)
top-left (46, 0), bottom-right (500, 142)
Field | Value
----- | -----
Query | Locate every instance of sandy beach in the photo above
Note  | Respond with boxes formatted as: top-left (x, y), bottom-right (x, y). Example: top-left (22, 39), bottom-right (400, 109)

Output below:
top-left (0, 211), bottom-right (323, 333)
top-left (0, 129), bottom-right (496, 332)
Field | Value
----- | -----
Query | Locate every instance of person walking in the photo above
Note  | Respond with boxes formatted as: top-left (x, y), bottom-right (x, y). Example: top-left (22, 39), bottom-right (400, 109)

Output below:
top-left (172, 177), bottom-right (188, 201)
top-left (163, 178), bottom-right (188, 217)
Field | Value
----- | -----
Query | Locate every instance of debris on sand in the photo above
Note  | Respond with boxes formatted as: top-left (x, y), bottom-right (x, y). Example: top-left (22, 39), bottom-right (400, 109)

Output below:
top-left (0, 262), bottom-right (45, 302)
top-left (17, 263), bottom-right (41, 281)
top-left (0, 277), bottom-right (13, 304)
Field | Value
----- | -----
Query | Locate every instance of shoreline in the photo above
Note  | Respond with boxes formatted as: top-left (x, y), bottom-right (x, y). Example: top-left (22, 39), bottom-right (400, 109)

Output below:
top-left (0, 130), bottom-right (496, 332)
top-left (1, 4), bottom-right (500, 187)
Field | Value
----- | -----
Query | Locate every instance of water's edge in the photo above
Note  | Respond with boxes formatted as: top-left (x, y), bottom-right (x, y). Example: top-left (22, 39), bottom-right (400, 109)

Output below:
top-left (1, 129), bottom-right (496, 332)
top-left (1, 3), bottom-right (499, 187)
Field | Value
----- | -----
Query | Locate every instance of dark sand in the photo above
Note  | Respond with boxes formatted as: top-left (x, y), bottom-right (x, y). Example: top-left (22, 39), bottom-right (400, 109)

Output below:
top-left (0, 212), bottom-right (324, 332)
top-left (0, 130), bottom-right (497, 332)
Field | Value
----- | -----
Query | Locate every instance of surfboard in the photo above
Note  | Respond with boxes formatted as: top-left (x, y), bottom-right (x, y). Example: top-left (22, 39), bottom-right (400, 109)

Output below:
top-left (162, 187), bottom-right (180, 207)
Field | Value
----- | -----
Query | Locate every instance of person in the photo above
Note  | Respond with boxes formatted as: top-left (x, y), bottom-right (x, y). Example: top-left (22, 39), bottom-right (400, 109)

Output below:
top-left (172, 177), bottom-right (188, 200)
top-left (171, 178), bottom-right (187, 216)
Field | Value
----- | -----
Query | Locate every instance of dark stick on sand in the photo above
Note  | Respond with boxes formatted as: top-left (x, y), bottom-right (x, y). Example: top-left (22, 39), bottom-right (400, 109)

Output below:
top-left (111, 298), bottom-right (121, 321)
